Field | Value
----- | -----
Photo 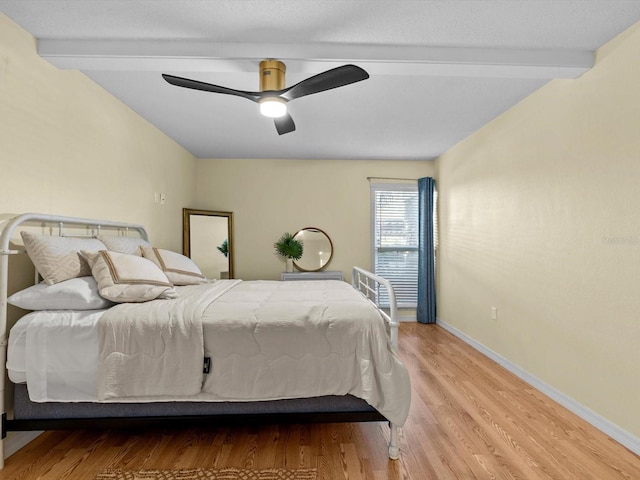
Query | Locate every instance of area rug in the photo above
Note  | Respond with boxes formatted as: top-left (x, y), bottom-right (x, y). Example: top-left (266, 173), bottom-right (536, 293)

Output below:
top-left (95, 468), bottom-right (317, 480)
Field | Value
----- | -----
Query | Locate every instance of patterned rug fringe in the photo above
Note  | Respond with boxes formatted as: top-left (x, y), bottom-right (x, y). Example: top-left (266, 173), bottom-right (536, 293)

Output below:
top-left (95, 468), bottom-right (317, 480)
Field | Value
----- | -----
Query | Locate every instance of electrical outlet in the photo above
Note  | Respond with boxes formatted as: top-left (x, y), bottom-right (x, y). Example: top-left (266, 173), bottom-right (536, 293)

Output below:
top-left (491, 307), bottom-right (498, 320)
top-left (154, 192), bottom-right (160, 204)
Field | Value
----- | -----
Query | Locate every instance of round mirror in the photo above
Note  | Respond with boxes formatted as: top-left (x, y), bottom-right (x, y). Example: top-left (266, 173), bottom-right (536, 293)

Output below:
top-left (293, 227), bottom-right (333, 272)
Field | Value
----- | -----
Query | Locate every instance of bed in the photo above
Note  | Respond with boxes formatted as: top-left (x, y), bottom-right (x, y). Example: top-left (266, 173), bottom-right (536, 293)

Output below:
top-left (0, 213), bottom-right (411, 468)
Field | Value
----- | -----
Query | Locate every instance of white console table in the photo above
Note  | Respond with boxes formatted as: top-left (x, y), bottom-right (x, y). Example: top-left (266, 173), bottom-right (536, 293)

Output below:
top-left (281, 271), bottom-right (344, 281)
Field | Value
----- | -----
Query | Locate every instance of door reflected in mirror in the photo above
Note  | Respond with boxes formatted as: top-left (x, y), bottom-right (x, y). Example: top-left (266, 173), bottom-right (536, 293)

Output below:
top-left (183, 208), bottom-right (234, 279)
top-left (293, 227), bottom-right (333, 272)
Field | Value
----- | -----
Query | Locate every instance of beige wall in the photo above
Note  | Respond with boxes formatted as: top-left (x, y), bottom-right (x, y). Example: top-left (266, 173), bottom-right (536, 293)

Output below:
top-left (436, 22), bottom-right (640, 438)
top-left (0, 12), bottom-right (196, 430)
top-left (0, 13), bottom-right (197, 251)
top-left (195, 159), bottom-right (434, 282)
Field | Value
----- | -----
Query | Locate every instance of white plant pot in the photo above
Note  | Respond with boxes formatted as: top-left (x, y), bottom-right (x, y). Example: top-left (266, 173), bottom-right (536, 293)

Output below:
top-left (285, 258), bottom-right (294, 273)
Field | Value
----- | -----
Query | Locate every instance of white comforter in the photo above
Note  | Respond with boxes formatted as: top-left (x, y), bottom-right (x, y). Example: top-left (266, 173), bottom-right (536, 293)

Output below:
top-left (14, 280), bottom-right (412, 426)
top-left (199, 280), bottom-right (411, 425)
top-left (97, 280), bottom-right (240, 400)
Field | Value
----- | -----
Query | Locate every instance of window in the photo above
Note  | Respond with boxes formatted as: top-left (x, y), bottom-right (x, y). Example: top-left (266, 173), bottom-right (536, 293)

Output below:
top-left (371, 183), bottom-right (419, 308)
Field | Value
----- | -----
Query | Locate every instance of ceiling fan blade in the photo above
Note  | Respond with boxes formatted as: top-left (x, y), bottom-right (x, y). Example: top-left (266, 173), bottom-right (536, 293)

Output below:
top-left (281, 65), bottom-right (369, 101)
top-left (274, 113), bottom-right (296, 135)
top-left (162, 74), bottom-right (261, 103)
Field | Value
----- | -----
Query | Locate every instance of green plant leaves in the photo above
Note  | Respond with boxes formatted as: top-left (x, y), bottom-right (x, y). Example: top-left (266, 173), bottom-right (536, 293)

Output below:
top-left (274, 232), bottom-right (304, 260)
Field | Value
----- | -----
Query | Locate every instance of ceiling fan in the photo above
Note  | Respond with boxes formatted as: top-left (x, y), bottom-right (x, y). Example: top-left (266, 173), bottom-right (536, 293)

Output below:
top-left (162, 60), bottom-right (369, 135)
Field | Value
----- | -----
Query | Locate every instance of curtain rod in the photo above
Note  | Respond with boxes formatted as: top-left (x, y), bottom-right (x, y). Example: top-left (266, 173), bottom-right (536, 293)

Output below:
top-left (367, 176), bottom-right (418, 182)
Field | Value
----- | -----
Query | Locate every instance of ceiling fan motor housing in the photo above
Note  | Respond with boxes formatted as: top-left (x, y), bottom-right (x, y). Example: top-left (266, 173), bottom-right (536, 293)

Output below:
top-left (260, 59), bottom-right (286, 92)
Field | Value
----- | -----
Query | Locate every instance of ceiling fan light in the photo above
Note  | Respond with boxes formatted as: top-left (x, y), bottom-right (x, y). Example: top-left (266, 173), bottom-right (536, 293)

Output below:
top-left (259, 98), bottom-right (287, 118)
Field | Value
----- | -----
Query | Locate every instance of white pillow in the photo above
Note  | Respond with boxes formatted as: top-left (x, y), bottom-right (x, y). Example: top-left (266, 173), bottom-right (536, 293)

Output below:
top-left (141, 247), bottom-right (207, 285)
top-left (97, 235), bottom-right (150, 256)
top-left (7, 276), bottom-right (114, 310)
top-left (21, 231), bottom-right (107, 285)
top-left (81, 250), bottom-right (178, 303)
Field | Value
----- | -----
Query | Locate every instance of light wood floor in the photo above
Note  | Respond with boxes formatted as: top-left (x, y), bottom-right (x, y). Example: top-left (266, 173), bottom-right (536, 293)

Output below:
top-left (1, 323), bottom-right (639, 479)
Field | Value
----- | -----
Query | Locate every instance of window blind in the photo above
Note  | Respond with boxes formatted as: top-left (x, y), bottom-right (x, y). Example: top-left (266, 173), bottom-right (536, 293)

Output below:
top-left (371, 184), bottom-right (419, 308)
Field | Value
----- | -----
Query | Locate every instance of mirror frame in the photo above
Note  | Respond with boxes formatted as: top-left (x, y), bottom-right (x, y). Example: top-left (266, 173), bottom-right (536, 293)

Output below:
top-left (292, 227), bottom-right (334, 272)
top-left (183, 208), bottom-right (234, 279)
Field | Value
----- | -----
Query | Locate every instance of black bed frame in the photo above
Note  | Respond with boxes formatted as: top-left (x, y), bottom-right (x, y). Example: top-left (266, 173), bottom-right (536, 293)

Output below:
top-left (4, 384), bottom-right (385, 435)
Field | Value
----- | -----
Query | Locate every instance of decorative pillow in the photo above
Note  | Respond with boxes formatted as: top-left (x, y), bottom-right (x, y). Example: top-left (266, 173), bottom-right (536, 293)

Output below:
top-left (8, 276), bottom-right (115, 311)
top-left (141, 247), bottom-right (207, 285)
top-left (21, 232), bottom-right (107, 285)
top-left (81, 250), bottom-right (178, 303)
top-left (97, 235), bottom-right (150, 256)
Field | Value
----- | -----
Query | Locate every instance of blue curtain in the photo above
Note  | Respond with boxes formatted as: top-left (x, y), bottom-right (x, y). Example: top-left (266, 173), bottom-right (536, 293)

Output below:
top-left (417, 177), bottom-right (436, 324)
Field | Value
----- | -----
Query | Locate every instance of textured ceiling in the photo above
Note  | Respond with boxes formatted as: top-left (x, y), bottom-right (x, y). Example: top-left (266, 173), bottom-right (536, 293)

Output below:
top-left (2, 1), bottom-right (640, 160)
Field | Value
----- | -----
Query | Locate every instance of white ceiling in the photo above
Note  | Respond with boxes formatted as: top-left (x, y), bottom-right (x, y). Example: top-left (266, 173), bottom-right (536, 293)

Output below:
top-left (2, 1), bottom-right (640, 160)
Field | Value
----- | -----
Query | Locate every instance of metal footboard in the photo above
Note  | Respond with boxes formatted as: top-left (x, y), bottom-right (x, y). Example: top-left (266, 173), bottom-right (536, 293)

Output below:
top-left (351, 266), bottom-right (400, 351)
top-left (351, 266), bottom-right (401, 459)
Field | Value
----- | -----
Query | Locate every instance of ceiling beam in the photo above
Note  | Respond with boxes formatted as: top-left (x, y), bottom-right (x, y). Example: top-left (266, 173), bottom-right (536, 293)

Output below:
top-left (38, 39), bottom-right (593, 79)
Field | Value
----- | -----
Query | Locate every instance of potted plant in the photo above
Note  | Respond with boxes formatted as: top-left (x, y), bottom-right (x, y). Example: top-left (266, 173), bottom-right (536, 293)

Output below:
top-left (217, 239), bottom-right (229, 258)
top-left (274, 232), bottom-right (303, 272)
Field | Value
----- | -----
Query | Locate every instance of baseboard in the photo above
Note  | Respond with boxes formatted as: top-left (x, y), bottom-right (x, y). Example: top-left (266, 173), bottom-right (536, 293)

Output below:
top-left (4, 430), bottom-right (43, 459)
top-left (436, 318), bottom-right (640, 456)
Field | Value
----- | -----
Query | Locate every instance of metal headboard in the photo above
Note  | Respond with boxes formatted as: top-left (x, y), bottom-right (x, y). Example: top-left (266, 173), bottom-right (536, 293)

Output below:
top-left (0, 213), bottom-right (147, 466)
